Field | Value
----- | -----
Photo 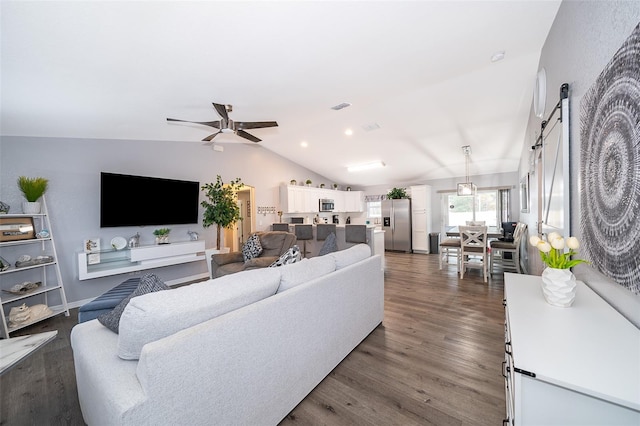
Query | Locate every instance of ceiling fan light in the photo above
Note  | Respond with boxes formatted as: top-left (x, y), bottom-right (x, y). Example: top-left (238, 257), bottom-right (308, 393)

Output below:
top-left (347, 161), bottom-right (385, 172)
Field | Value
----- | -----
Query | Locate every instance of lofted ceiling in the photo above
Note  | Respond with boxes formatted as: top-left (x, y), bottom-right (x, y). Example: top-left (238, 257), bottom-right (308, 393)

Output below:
top-left (1, 1), bottom-right (561, 187)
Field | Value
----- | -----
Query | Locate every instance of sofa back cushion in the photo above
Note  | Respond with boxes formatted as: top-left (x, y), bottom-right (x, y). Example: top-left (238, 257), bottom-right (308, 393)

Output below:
top-left (329, 243), bottom-right (371, 269)
top-left (276, 255), bottom-right (336, 293)
top-left (258, 231), bottom-right (296, 257)
top-left (117, 267), bottom-right (282, 360)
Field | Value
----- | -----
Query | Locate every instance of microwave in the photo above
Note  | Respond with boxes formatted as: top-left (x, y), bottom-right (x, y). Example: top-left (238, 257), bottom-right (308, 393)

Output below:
top-left (319, 199), bottom-right (334, 212)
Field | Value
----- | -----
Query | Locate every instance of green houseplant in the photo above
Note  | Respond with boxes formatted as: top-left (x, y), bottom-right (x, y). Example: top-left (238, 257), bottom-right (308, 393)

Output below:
top-left (17, 176), bottom-right (49, 214)
top-left (201, 175), bottom-right (243, 250)
top-left (153, 228), bottom-right (171, 245)
top-left (387, 187), bottom-right (409, 199)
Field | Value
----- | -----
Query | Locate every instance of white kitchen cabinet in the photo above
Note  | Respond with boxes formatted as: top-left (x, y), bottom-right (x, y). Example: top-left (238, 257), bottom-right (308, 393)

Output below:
top-left (503, 273), bottom-right (640, 425)
top-left (343, 191), bottom-right (364, 212)
top-left (410, 185), bottom-right (431, 253)
top-left (279, 185), bottom-right (307, 213)
top-left (0, 198), bottom-right (69, 338)
top-left (279, 185), bottom-right (362, 213)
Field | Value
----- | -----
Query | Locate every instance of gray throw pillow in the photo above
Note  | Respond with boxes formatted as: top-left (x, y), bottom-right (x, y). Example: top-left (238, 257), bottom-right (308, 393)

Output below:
top-left (318, 232), bottom-right (338, 256)
top-left (98, 273), bottom-right (169, 333)
top-left (269, 245), bottom-right (301, 267)
top-left (242, 233), bottom-right (263, 262)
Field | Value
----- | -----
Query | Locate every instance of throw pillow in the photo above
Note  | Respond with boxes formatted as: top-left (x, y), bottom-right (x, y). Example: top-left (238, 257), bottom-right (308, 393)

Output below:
top-left (269, 245), bottom-right (301, 267)
top-left (242, 234), bottom-right (263, 262)
top-left (98, 273), bottom-right (169, 333)
top-left (318, 232), bottom-right (338, 256)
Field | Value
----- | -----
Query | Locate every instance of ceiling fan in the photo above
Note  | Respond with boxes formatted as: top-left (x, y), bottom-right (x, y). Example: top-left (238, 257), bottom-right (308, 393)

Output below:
top-left (167, 102), bottom-right (278, 143)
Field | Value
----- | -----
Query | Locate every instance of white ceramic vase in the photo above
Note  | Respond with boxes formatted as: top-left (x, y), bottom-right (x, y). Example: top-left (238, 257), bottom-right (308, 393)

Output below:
top-left (541, 267), bottom-right (577, 307)
top-left (22, 201), bottom-right (41, 214)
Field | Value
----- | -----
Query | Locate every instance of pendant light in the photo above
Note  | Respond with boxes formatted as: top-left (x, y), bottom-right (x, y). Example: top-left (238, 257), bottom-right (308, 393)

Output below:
top-left (457, 145), bottom-right (477, 196)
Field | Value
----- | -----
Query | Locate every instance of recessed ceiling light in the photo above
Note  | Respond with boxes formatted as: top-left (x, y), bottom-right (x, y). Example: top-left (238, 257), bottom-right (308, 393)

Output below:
top-left (300, 141), bottom-right (308, 148)
top-left (347, 161), bottom-right (385, 172)
top-left (331, 102), bottom-right (352, 111)
top-left (345, 128), bottom-right (353, 136)
top-left (491, 51), bottom-right (505, 62)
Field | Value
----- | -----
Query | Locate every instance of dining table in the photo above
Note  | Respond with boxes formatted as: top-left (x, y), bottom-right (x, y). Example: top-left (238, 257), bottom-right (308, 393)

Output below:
top-left (445, 226), bottom-right (503, 239)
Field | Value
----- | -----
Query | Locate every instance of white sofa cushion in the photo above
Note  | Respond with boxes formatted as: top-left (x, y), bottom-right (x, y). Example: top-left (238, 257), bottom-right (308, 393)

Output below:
top-left (276, 255), bottom-right (336, 293)
top-left (118, 267), bottom-right (282, 360)
top-left (330, 243), bottom-right (371, 269)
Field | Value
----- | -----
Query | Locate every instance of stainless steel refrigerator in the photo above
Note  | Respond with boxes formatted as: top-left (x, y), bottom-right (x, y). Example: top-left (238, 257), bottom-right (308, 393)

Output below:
top-left (382, 199), bottom-right (412, 252)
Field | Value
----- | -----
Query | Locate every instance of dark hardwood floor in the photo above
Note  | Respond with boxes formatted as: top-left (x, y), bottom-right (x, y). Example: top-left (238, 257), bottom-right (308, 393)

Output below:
top-left (0, 252), bottom-right (506, 425)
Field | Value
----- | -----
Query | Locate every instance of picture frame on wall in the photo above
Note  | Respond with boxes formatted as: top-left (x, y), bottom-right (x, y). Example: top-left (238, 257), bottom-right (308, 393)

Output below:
top-left (0, 217), bottom-right (36, 242)
top-left (520, 173), bottom-right (530, 213)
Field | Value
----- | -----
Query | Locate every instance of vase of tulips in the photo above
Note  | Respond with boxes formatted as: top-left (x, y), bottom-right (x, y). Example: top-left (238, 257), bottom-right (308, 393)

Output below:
top-left (530, 232), bottom-right (588, 307)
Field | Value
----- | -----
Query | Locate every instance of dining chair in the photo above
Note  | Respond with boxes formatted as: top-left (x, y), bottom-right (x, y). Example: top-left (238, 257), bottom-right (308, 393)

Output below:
top-left (439, 237), bottom-right (461, 273)
top-left (459, 225), bottom-right (488, 282)
top-left (490, 223), bottom-right (527, 274)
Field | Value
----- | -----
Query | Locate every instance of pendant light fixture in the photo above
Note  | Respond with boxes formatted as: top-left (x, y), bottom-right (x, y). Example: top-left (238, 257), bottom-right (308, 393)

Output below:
top-left (457, 145), bottom-right (477, 196)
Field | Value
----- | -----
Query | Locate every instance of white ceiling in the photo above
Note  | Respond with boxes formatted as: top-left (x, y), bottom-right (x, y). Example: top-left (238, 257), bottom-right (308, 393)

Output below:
top-left (1, 1), bottom-right (560, 187)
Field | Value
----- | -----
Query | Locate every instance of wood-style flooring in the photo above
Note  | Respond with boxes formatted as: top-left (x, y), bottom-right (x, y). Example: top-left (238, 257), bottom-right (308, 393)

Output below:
top-left (0, 252), bottom-right (506, 425)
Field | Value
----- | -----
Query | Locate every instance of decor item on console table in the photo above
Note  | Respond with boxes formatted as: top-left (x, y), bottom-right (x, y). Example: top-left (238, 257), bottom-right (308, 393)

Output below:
top-left (0, 201), bottom-right (9, 214)
top-left (201, 175), bottom-right (243, 250)
top-left (305, 179), bottom-right (312, 187)
top-left (530, 233), bottom-right (588, 307)
top-left (153, 228), bottom-right (171, 245)
top-left (17, 176), bottom-right (48, 214)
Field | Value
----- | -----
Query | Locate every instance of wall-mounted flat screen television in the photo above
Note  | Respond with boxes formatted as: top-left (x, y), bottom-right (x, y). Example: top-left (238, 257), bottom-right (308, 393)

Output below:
top-left (100, 172), bottom-right (200, 227)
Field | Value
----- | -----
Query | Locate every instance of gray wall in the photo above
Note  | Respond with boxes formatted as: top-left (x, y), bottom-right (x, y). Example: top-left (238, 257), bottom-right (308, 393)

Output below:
top-left (518, 1), bottom-right (640, 325)
top-left (0, 136), bottom-right (331, 306)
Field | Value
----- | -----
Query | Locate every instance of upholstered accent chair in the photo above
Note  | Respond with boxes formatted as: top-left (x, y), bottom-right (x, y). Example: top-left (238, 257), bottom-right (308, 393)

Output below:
top-left (210, 231), bottom-right (297, 278)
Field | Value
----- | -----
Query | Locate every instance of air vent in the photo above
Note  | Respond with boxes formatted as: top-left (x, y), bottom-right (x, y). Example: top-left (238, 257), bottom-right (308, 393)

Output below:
top-left (331, 102), bottom-right (352, 111)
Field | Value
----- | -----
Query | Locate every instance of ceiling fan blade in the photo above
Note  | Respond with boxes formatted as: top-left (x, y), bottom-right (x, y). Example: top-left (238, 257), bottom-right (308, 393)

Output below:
top-left (235, 121), bottom-right (279, 130)
top-left (212, 103), bottom-right (229, 121)
top-left (236, 129), bottom-right (261, 143)
top-left (167, 118), bottom-right (221, 129)
top-left (202, 131), bottom-right (222, 142)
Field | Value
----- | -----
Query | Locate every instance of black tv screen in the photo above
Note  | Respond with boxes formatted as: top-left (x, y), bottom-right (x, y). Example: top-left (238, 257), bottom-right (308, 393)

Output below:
top-left (100, 172), bottom-right (200, 227)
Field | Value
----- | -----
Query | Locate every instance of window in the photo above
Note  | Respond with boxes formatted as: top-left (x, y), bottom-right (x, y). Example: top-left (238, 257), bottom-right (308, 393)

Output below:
top-left (444, 190), bottom-right (499, 227)
top-left (367, 201), bottom-right (381, 219)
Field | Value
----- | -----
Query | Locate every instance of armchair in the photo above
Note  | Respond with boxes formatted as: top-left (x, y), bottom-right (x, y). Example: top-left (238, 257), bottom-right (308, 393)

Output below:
top-left (210, 231), bottom-right (297, 278)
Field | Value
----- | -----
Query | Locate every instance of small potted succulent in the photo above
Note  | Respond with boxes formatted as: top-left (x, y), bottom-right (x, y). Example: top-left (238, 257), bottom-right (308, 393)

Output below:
top-left (333, 183), bottom-right (338, 190)
top-left (17, 176), bottom-right (49, 214)
top-left (290, 179), bottom-right (297, 186)
top-left (305, 179), bottom-right (312, 187)
top-left (153, 228), bottom-right (171, 245)
top-left (319, 183), bottom-right (325, 188)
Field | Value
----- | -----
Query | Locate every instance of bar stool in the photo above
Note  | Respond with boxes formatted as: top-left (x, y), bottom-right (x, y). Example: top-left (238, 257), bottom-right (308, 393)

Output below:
top-left (316, 224), bottom-right (336, 241)
top-left (294, 224), bottom-right (313, 258)
top-left (272, 223), bottom-right (289, 232)
top-left (345, 224), bottom-right (367, 244)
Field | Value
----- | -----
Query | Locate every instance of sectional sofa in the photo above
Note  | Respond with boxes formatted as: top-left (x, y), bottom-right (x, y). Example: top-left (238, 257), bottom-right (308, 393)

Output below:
top-left (70, 244), bottom-right (384, 425)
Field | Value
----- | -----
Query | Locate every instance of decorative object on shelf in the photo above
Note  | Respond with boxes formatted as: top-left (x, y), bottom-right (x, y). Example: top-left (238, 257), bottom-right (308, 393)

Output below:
top-left (530, 233), bottom-right (588, 307)
top-left (15, 255), bottom-right (54, 268)
top-left (290, 179), bottom-right (297, 186)
top-left (320, 183), bottom-right (325, 188)
top-left (17, 176), bottom-right (49, 214)
top-left (387, 187), bottom-right (409, 199)
top-left (277, 211), bottom-right (283, 222)
top-left (36, 229), bottom-right (50, 238)
top-left (201, 175), bottom-right (243, 250)
top-left (110, 236), bottom-right (127, 250)
top-left (8, 303), bottom-right (53, 328)
top-left (0, 201), bottom-right (9, 214)
top-left (0, 255), bottom-right (10, 271)
top-left (153, 228), bottom-right (171, 245)
top-left (3, 281), bottom-right (42, 295)
top-left (128, 232), bottom-right (140, 248)
top-left (187, 230), bottom-right (199, 241)
top-left (0, 217), bottom-right (35, 242)
top-left (83, 237), bottom-right (100, 253)
top-left (346, 186), bottom-right (352, 191)
top-left (333, 183), bottom-right (338, 190)
top-left (305, 179), bottom-right (312, 187)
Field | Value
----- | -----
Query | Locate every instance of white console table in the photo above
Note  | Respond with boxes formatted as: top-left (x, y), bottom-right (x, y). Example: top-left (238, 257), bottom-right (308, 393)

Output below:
top-left (77, 240), bottom-right (206, 280)
top-left (503, 273), bottom-right (640, 425)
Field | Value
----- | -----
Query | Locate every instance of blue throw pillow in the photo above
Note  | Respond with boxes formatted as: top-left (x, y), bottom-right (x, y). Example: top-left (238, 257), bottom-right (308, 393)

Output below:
top-left (318, 232), bottom-right (338, 256)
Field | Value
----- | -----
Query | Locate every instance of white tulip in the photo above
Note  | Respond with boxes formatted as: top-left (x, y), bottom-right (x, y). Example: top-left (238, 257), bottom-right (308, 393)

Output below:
top-left (529, 235), bottom-right (541, 247)
top-left (547, 232), bottom-right (561, 243)
top-left (550, 236), bottom-right (565, 250)
top-left (567, 236), bottom-right (580, 250)
top-left (537, 241), bottom-right (552, 253)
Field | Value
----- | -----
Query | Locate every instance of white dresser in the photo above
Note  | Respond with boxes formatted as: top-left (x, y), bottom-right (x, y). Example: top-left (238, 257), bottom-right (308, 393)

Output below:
top-left (503, 273), bottom-right (640, 425)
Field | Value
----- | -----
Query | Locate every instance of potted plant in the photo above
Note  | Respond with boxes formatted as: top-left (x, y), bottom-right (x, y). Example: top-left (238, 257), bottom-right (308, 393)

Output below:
top-left (17, 176), bottom-right (49, 214)
top-left (387, 187), bottom-right (409, 199)
top-left (201, 175), bottom-right (243, 250)
top-left (153, 228), bottom-right (171, 244)
top-left (319, 183), bottom-right (325, 188)
top-left (290, 179), bottom-right (297, 186)
top-left (305, 179), bottom-right (312, 187)
top-left (332, 183), bottom-right (338, 190)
